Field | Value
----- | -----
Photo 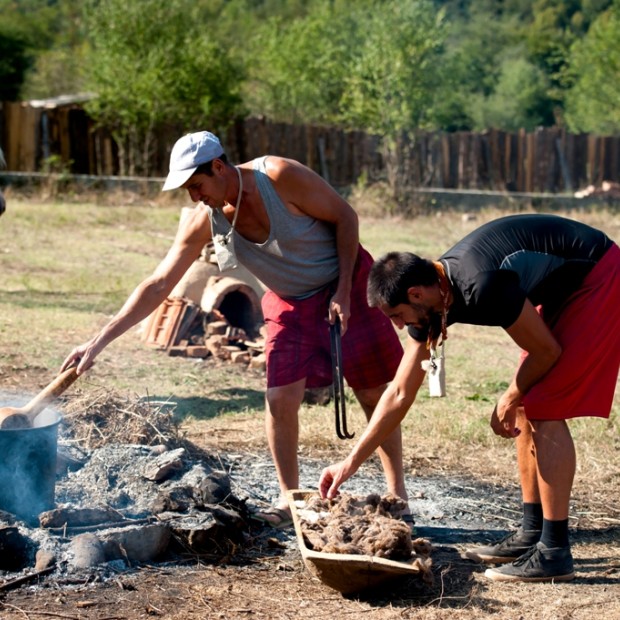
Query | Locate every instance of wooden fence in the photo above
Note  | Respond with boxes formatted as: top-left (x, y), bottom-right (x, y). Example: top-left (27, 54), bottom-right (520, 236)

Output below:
top-left (1, 99), bottom-right (619, 193)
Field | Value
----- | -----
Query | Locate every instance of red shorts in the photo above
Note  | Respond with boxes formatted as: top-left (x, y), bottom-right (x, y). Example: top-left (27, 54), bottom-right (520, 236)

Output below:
top-left (262, 246), bottom-right (403, 389)
top-left (522, 243), bottom-right (620, 421)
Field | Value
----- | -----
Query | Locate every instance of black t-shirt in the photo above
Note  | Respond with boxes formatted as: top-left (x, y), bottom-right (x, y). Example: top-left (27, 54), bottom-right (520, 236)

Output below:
top-left (408, 214), bottom-right (613, 342)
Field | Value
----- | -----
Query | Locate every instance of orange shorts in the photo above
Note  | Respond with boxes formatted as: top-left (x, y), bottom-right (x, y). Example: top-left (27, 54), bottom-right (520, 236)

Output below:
top-left (522, 243), bottom-right (620, 420)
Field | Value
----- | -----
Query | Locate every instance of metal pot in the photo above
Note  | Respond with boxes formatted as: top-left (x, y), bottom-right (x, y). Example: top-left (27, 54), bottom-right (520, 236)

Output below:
top-left (0, 408), bottom-right (60, 525)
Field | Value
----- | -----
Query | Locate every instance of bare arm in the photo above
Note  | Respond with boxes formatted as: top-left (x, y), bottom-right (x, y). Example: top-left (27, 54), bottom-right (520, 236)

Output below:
top-left (265, 157), bottom-right (359, 331)
top-left (491, 299), bottom-right (562, 438)
top-left (319, 337), bottom-right (430, 498)
top-left (62, 206), bottom-right (213, 374)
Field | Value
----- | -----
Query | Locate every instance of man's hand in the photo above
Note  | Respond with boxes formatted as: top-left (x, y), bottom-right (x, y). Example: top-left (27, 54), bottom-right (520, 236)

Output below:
top-left (490, 396), bottom-right (522, 439)
top-left (319, 460), bottom-right (354, 499)
top-left (328, 294), bottom-right (351, 335)
top-left (61, 339), bottom-right (101, 375)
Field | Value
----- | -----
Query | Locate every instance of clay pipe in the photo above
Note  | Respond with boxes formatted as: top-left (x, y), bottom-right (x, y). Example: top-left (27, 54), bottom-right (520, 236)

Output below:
top-left (0, 364), bottom-right (79, 430)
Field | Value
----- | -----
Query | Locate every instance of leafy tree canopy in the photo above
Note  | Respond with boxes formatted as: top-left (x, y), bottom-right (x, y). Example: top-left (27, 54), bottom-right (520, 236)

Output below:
top-left (246, 0), bottom-right (446, 135)
top-left (82, 0), bottom-right (245, 174)
top-left (3, 0), bottom-right (620, 135)
top-left (564, 0), bottom-right (620, 133)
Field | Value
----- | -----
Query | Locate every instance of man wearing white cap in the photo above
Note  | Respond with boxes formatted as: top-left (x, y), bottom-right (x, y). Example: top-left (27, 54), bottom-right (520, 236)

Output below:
top-left (62, 131), bottom-right (410, 528)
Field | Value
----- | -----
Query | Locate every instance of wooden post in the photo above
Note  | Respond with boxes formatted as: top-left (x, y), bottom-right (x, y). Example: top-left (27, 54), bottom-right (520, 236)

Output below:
top-left (4, 102), bottom-right (21, 169)
top-left (525, 131), bottom-right (535, 193)
top-left (555, 133), bottom-right (573, 192)
top-left (598, 137), bottom-right (607, 185)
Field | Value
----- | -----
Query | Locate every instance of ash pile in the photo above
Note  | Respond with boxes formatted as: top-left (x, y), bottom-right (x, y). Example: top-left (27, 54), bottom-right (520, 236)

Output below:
top-left (0, 390), bottom-right (253, 589)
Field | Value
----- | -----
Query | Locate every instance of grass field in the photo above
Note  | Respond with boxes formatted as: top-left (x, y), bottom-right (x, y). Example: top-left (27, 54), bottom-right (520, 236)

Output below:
top-left (0, 191), bottom-right (618, 619)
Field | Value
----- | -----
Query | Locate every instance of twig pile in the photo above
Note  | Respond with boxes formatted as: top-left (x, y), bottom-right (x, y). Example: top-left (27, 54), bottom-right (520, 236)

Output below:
top-left (60, 388), bottom-right (179, 449)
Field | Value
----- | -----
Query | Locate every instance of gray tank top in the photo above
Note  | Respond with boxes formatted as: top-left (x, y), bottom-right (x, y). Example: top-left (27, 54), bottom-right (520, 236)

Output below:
top-left (208, 156), bottom-right (339, 299)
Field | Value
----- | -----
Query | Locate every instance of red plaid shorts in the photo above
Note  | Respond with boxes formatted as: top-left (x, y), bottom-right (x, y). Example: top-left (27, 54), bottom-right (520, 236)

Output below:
top-left (262, 246), bottom-right (403, 389)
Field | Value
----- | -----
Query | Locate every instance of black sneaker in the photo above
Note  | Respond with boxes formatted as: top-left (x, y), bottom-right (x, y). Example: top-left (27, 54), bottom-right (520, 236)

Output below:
top-left (484, 542), bottom-right (575, 582)
top-left (463, 527), bottom-right (541, 564)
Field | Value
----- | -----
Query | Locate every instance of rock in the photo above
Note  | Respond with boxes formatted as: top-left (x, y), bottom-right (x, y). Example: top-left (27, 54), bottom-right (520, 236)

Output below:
top-left (142, 448), bottom-right (186, 482)
top-left (196, 471), bottom-right (231, 506)
top-left (151, 487), bottom-right (193, 514)
top-left (100, 523), bottom-right (171, 563)
top-left (67, 533), bottom-right (106, 569)
top-left (169, 508), bottom-right (245, 555)
top-left (35, 549), bottom-right (57, 571)
top-left (40, 506), bottom-right (125, 529)
top-left (148, 444), bottom-right (168, 456)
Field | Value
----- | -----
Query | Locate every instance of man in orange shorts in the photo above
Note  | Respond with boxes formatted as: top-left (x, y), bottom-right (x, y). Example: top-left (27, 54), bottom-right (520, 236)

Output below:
top-left (62, 131), bottom-right (407, 528)
top-left (319, 213), bottom-right (619, 582)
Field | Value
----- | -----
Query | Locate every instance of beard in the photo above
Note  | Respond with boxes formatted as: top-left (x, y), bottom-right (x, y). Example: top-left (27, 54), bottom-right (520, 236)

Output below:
top-left (408, 301), bottom-right (434, 329)
top-left (408, 301), bottom-right (442, 342)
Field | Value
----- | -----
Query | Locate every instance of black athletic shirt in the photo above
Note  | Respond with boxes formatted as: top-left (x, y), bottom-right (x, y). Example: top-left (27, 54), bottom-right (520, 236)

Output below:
top-left (408, 214), bottom-right (613, 342)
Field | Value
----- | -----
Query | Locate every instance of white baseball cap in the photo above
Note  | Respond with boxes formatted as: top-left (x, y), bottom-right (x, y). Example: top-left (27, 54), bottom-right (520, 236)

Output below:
top-left (162, 131), bottom-right (225, 191)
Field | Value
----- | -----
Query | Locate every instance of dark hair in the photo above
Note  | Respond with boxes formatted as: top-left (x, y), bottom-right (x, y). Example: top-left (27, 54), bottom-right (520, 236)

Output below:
top-left (194, 152), bottom-right (229, 176)
top-left (367, 252), bottom-right (437, 307)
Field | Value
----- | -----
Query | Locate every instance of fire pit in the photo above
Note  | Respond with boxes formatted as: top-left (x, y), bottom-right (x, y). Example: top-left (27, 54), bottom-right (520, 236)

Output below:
top-left (0, 391), bottom-right (252, 585)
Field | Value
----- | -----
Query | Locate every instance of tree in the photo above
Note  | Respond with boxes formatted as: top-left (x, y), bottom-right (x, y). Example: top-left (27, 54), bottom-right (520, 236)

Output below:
top-left (82, 0), bottom-right (245, 176)
top-left (243, 1), bottom-right (355, 124)
top-left (468, 57), bottom-right (553, 131)
top-left (564, 1), bottom-right (620, 133)
top-left (335, 1), bottom-right (446, 208)
top-left (339, 1), bottom-right (446, 135)
top-left (0, 0), bottom-right (62, 100)
top-left (0, 31), bottom-right (32, 100)
top-left (244, 0), bottom-right (446, 207)
top-left (21, 0), bottom-right (88, 99)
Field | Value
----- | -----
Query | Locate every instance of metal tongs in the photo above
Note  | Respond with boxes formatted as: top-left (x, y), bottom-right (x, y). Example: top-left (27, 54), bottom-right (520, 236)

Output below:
top-left (329, 316), bottom-right (354, 440)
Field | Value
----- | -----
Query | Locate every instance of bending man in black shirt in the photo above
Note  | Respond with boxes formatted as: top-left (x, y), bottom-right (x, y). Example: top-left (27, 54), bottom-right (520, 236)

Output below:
top-left (319, 213), bottom-right (619, 583)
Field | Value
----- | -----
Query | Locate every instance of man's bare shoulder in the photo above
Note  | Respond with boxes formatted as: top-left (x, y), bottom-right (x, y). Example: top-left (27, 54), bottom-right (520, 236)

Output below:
top-left (175, 204), bottom-right (212, 244)
top-left (262, 156), bottom-right (313, 183)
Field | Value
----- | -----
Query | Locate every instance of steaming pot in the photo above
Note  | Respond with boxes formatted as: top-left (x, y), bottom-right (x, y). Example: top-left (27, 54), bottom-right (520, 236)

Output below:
top-left (0, 408), bottom-right (60, 524)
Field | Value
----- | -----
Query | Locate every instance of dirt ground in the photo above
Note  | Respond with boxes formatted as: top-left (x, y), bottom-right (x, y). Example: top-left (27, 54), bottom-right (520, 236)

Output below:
top-left (0, 371), bottom-right (619, 620)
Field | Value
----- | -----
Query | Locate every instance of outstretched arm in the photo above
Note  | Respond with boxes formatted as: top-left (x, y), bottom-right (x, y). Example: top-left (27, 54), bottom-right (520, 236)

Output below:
top-left (61, 206), bottom-right (213, 375)
top-left (319, 337), bottom-right (429, 498)
top-left (491, 299), bottom-right (562, 438)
